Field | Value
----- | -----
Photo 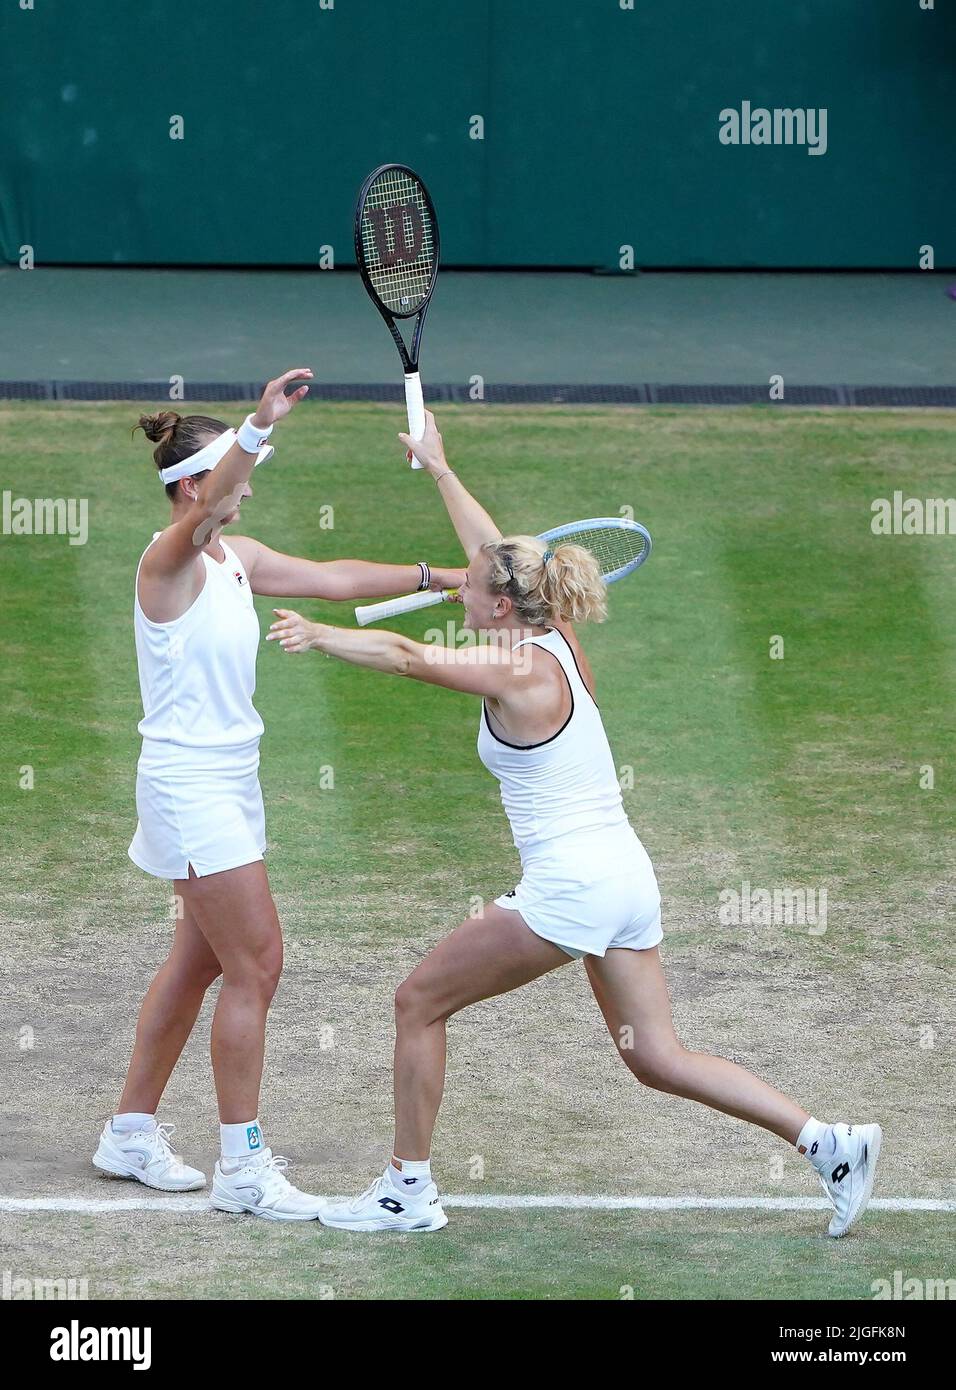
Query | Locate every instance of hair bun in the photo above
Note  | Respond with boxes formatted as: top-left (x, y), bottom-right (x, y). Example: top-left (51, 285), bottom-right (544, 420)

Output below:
top-left (137, 411), bottom-right (181, 445)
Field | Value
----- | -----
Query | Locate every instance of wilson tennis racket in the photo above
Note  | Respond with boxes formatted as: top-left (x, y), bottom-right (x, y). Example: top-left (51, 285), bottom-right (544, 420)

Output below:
top-left (354, 163), bottom-right (440, 469)
top-left (355, 517), bottom-right (652, 626)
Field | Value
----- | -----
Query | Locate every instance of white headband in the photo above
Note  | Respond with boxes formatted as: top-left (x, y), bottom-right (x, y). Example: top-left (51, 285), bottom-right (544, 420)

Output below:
top-left (159, 429), bottom-right (274, 485)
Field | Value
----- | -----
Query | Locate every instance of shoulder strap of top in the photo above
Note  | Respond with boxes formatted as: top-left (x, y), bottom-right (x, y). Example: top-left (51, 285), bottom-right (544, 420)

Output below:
top-left (505, 629), bottom-right (588, 707)
top-left (548, 625), bottom-right (598, 706)
top-left (510, 627), bottom-right (576, 671)
top-left (134, 532), bottom-right (163, 602)
top-left (536, 627), bottom-right (584, 684)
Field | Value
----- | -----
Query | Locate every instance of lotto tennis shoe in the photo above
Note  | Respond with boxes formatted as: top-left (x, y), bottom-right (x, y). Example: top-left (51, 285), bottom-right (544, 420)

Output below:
top-left (211, 1149), bottom-right (325, 1221)
top-left (817, 1122), bottom-right (882, 1238)
top-left (93, 1120), bottom-right (206, 1192)
top-left (319, 1170), bottom-right (448, 1232)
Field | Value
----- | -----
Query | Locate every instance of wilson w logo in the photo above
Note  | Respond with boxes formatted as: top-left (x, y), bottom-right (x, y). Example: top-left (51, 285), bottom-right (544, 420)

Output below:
top-left (366, 203), bottom-right (424, 266)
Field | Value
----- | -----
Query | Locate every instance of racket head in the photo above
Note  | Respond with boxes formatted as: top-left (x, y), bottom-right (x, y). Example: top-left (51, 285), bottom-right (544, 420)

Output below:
top-left (354, 164), bottom-right (440, 322)
top-left (536, 517), bottom-right (652, 583)
top-left (355, 518), bottom-right (651, 628)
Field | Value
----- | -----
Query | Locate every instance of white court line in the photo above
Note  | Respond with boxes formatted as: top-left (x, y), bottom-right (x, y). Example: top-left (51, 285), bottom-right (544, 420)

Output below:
top-left (1, 1194), bottom-right (953, 1215)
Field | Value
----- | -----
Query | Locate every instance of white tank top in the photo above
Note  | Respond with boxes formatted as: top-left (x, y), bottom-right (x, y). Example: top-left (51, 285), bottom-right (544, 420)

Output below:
top-left (477, 627), bottom-right (634, 865)
top-left (133, 534), bottom-right (264, 767)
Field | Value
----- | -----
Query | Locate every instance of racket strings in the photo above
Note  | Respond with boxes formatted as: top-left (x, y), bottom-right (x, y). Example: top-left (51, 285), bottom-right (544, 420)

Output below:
top-left (560, 527), bottom-right (649, 580)
top-left (361, 169), bottom-right (436, 314)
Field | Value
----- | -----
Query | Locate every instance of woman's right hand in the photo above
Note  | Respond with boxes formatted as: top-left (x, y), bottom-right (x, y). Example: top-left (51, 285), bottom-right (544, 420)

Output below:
top-left (398, 410), bottom-right (447, 476)
top-left (252, 367), bottom-right (314, 429)
top-left (267, 608), bottom-right (324, 653)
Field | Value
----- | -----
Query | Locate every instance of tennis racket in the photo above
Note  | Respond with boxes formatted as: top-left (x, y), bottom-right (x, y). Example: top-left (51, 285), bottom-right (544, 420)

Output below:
top-left (354, 164), bottom-right (440, 469)
top-left (354, 517), bottom-right (652, 626)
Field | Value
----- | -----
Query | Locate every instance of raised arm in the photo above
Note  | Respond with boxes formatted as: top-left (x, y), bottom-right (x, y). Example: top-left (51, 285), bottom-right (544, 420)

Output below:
top-left (141, 369), bottom-right (312, 582)
top-left (398, 411), bottom-right (502, 560)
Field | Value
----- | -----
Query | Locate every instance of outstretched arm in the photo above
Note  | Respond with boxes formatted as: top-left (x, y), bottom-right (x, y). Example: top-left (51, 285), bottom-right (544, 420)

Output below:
top-left (399, 411), bottom-right (502, 560)
top-left (267, 609), bottom-right (515, 698)
top-left (229, 538), bottom-right (464, 601)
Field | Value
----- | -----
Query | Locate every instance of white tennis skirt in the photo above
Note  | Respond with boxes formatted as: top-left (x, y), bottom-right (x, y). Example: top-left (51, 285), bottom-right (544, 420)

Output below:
top-left (495, 829), bottom-right (662, 960)
top-left (128, 741), bottom-right (266, 881)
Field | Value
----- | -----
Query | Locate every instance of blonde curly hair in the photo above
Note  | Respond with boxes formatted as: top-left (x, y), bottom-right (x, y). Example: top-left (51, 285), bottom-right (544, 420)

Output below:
top-left (482, 535), bottom-right (607, 626)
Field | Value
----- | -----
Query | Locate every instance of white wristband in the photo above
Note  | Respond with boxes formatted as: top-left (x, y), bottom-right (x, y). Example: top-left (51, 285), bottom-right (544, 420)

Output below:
top-left (237, 414), bottom-right (273, 453)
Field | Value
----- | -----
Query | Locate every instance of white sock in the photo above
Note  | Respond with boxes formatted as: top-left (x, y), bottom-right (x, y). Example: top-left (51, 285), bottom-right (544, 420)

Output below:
top-left (796, 1117), bottom-right (834, 1167)
top-left (220, 1120), bottom-right (265, 1165)
top-left (389, 1155), bottom-right (431, 1195)
top-left (112, 1112), bottom-right (156, 1136)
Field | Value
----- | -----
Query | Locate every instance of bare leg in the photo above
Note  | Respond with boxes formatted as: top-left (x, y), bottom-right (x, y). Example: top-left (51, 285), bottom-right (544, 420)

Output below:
top-left (177, 861), bottom-right (283, 1123)
top-left (585, 947), bottom-right (809, 1143)
top-left (393, 906), bottom-right (572, 1159)
top-left (117, 902), bottom-right (222, 1114)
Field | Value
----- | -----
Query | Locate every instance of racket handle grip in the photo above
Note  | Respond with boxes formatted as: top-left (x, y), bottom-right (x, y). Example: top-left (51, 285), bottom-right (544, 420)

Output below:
top-left (404, 372), bottom-right (426, 470)
top-left (355, 588), bottom-right (451, 627)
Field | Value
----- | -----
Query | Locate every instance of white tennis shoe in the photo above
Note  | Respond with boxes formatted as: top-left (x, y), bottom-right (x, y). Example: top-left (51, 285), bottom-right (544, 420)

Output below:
top-left (93, 1120), bottom-right (206, 1192)
top-left (319, 1170), bottom-right (448, 1233)
top-left (211, 1149), bottom-right (325, 1221)
top-left (816, 1122), bottom-right (883, 1237)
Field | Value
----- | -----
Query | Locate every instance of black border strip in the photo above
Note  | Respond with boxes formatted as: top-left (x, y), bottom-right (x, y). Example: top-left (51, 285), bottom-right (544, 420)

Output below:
top-left (2, 381), bottom-right (956, 407)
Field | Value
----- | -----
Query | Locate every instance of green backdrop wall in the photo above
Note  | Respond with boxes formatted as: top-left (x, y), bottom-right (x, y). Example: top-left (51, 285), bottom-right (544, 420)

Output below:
top-left (1, 0), bottom-right (953, 268)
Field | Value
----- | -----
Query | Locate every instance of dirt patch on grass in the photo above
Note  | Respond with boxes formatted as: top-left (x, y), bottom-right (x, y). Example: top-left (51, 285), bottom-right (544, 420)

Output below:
top-left (2, 907), bottom-right (951, 1206)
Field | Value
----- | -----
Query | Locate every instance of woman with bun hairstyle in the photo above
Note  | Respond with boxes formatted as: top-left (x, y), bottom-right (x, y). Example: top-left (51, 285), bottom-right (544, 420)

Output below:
top-left (93, 372), bottom-right (464, 1221)
top-left (269, 411), bottom-right (882, 1237)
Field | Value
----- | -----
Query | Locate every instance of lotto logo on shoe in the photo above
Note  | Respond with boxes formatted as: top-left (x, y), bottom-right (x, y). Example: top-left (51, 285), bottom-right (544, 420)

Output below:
top-left (247, 1124), bottom-right (262, 1151)
top-left (378, 1197), bottom-right (405, 1214)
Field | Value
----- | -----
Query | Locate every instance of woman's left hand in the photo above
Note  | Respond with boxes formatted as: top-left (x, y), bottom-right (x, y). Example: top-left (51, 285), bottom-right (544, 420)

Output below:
top-left (267, 608), bottom-right (324, 653)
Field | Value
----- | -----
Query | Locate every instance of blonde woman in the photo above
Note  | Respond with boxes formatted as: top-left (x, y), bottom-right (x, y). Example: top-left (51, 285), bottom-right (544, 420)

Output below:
top-left (94, 373), bottom-right (463, 1221)
top-left (269, 412), bottom-right (881, 1237)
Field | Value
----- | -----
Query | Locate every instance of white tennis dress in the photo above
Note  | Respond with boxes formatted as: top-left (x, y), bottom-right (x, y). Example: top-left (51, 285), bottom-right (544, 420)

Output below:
top-left (128, 534), bottom-right (266, 880)
top-left (478, 627), bottom-right (662, 958)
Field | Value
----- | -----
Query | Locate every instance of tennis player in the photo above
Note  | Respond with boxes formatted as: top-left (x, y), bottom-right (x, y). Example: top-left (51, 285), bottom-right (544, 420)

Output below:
top-left (93, 373), bottom-right (464, 1221)
top-left (268, 410), bottom-right (882, 1237)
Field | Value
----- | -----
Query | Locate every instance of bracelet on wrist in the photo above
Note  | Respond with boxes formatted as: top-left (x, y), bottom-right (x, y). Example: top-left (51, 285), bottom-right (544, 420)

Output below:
top-left (417, 562), bottom-right (431, 592)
